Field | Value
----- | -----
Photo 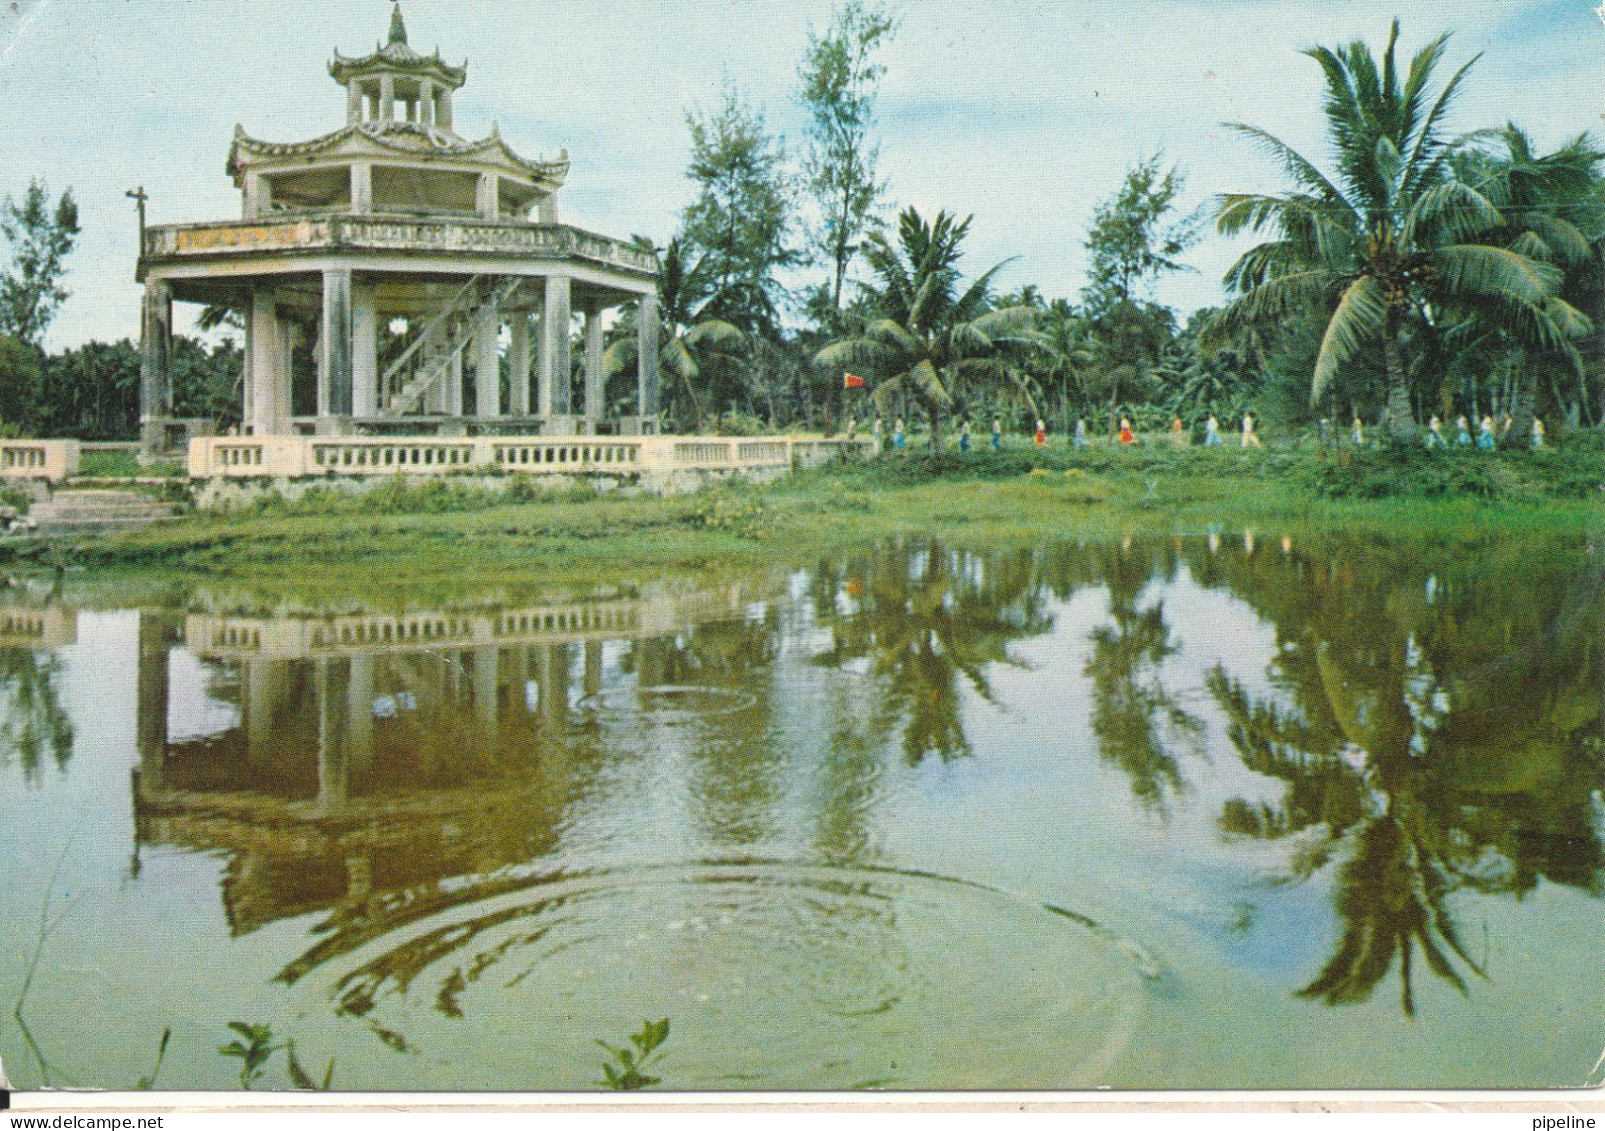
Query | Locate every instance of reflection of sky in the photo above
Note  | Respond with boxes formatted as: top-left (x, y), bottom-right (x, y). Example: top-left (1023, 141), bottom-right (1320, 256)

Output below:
top-left (166, 650), bottom-right (239, 743)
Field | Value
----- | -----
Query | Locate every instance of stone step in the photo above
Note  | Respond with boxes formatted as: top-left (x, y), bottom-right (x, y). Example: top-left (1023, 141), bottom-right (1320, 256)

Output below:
top-left (24, 488), bottom-right (181, 532)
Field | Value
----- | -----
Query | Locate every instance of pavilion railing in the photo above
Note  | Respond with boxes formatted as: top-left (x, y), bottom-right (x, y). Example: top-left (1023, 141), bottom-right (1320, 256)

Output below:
top-left (188, 434), bottom-right (875, 480)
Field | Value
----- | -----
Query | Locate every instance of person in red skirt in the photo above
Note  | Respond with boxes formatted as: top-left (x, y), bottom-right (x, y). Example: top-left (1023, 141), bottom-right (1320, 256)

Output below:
top-left (1034, 417), bottom-right (1047, 446)
top-left (1118, 417), bottom-right (1136, 445)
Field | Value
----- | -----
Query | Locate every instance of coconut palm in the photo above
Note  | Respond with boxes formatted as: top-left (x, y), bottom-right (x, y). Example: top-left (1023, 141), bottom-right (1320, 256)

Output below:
top-left (1451, 126), bottom-right (1602, 443)
top-left (1212, 21), bottom-right (1580, 440)
top-left (604, 237), bottom-right (746, 431)
top-left (815, 207), bottom-right (1035, 456)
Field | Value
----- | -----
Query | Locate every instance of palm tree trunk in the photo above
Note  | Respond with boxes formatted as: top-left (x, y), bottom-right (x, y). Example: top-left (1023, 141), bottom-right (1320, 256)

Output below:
top-left (1505, 362), bottom-right (1536, 450)
top-left (928, 400), bottom-right (944, 458)
top-left (1382, 328), bottom-right (1417, 442)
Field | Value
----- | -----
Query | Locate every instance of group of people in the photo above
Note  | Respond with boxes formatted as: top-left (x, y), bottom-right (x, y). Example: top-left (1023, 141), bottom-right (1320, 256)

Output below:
top-left (1418, 413), bottom-right (1544, 450)
top-left (864, 412), bottom-right (1267, 451)
top-left (861, 409), bottom-right (1551, 453)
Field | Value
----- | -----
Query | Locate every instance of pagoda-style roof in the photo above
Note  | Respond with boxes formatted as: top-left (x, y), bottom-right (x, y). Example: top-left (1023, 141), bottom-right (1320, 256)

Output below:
top-left (227, 121), bottom-right (570, 189)
top-left (329, 4), bottom-right (466, 90)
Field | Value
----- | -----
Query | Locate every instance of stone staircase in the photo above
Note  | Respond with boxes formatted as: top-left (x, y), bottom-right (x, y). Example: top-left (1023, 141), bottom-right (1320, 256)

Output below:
top-left (25, 488), bottom-right (182, 533)
top-left (386, 275), bottom-right (522, 415)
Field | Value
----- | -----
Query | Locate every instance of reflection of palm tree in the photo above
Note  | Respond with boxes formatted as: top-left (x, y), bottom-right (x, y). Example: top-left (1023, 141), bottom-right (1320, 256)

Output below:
top-left (0, 649), bottom-right (73, 783)
top-left (815, 541), bottom-right (1051, 763)
top-left (1298, 814), bottom-right (1482, 1016)
top-left (1201, 539), bottom-right (1602, 1016)
top-left (1084, 543), bottom-right (1198, 813)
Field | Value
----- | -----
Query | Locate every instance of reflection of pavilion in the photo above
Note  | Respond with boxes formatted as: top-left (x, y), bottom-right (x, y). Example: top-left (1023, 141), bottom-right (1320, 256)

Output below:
top-left (0, 606), bottom-right (78, 649)
top-left (131, 582), bottom-right (774, 936)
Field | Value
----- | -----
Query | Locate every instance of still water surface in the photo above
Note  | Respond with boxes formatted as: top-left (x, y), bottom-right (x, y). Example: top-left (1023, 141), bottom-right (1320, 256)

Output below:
top-left (0, 533), bottom-right (1599, 1090)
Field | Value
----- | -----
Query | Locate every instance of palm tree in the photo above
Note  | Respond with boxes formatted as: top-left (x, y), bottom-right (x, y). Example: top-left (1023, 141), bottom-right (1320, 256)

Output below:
top-left (1452, 126), bottom-right (1602, 444)
top-left (1212, 21), bottom-right (1578, 440)
top-left (605, 237), bottom-right (747, 431)
top-left (815, 208), bottom-right (1035, 456)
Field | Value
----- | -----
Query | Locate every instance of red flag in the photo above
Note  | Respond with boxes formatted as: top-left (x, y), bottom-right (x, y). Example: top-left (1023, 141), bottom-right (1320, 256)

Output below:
top-left (843, 373), bottom-right (867, 390)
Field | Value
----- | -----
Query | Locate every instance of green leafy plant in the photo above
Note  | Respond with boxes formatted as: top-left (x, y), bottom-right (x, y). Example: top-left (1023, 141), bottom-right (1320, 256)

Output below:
top-left (596, 1017), bottom-right (671, 1090)
top-left (285, 1040), bottom-right (336, 1092)
top-left (218, 1021), bottom-right (282, 1090)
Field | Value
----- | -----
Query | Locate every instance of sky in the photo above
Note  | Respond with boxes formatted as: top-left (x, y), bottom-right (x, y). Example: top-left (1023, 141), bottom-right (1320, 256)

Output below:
top-left (0, 0), bottom-right (1601, 350)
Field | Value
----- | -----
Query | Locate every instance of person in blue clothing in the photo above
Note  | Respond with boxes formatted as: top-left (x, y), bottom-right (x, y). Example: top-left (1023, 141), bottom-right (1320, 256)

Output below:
top-left (991, 416), bottom-right (1002, 452)
top-left (892, 417), bottom-right (906, 450)
top-left (1424, 415), bottom-right (1446, 449)
top-left (1455, 415), bottom-right (1472, 446)
top-left (959, 418), bottom-right (972, 453)
top-left (1204, 414), bottom-right (1222, 447)
top-left (1072, 418), bottom-right (1089, 448)
top-left (1477, 414), bottom-right (1496, 450)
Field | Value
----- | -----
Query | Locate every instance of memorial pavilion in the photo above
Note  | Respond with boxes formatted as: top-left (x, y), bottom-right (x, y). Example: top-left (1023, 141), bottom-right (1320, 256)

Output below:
top-left (135, 5), bottom-right (662, 455)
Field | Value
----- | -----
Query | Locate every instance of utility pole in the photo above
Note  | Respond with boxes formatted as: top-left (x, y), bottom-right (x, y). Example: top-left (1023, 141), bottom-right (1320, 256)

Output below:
top-left (126, 186), bottom-right (148, 248)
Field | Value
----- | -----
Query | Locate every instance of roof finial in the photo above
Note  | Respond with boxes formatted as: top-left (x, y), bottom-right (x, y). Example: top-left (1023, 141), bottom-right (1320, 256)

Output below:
top-left (388, 3), bottom-right (408, 46)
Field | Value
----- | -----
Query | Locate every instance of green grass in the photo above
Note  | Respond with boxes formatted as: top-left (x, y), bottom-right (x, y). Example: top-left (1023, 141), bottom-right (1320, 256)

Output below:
top-left (5, 437), bottom-right (1598, 602)
top-left (76, 449), bottom-right (186, 479)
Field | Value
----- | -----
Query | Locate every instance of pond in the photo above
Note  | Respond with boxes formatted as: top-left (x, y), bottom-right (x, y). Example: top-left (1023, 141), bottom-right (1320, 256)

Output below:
top-left (0, 531), bottom-right (1599, 1091)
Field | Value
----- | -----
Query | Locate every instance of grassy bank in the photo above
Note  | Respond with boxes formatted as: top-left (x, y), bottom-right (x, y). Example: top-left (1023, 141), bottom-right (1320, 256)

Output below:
top-left (5, 438), bottom-right (1599, 596)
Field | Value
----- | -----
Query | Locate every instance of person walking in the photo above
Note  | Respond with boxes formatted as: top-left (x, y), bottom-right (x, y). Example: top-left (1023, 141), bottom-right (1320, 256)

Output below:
top-left (893, 417), bottom-right (906, 450)
top-left (1455, 415), bottom-right (1472, 446)
top-left (959, 418), bottom-right (972, 453)
top-left (1034, 417), bottom-right (1047, 446)
top-left (872, 414), bottom-right (884, 452)
top-left (1351, 415), bottom-right (1365, 446)
top-left (1478, 414), bottom-right (1496, 450)
top-left (1204, 414), bottom-right (1222, 447)
top-left (1425, 414), bottom-right (1446, 450)
top-left (1118, 417), bottom-right (1136, 445)
top-left (1073, 418), bottom-right (1089, 448)
top-left (1531, 417), bottom-right (1546, 449)
top-left (991, 415), bottom-right (1003, 452)
top-left (845, 416), bottom-right (857, 441)
top-left (1241, 412), bottom-right (1261, 448)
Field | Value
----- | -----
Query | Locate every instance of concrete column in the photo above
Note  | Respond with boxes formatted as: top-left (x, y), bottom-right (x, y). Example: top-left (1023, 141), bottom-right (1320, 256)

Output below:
top-left (135, 612), bottom-right (172, 789)
top-left (244, 660), bottom-right (275, 766)
top-left (316, 660), bottom-right (349, 817)
top-left (447, 349), bottom-right (464, 416)
top-left (243, 172), bottom-right (271, 219)
top-left (474, 647), bottom-right (499, 736)
top-left (477, 173), bottom-right (500, 220)
top-left (637, 293), bottom-right (660, 424)
top-left (139, 279), bottom-right (173, 455)
top-left (352, 280), bottom-right (379, 418)
top-left (584, 304), bottom-right (606, 429)
top-left (583, 641), bottom-right (603, 697)
top-left (350, 163), bottom-right (372, 214)
top-left (379, 75), bottom-right (395, 120)
top-left (347, 81), bottom-right (363, 124)
top-left (537, 194), bottom-right (559, 225)
top-left (508, 313), bottom-right (531, 416)
top-left (540, 275), bottom-right (572, 417)
top-left (475, 306), bottom-right (501, 418)
top-left (436, 90), bottom-right (453, 131)
top-left (347, 655), bottom-right (374, 783)
top-left (418, 79), bottom-right (435, 126)
top-left (318, 268), bottom-right (354, 419)
top-left (242, 302), bottom-right (256, 434)
top-left (249, 289), bottom-right (289, 434)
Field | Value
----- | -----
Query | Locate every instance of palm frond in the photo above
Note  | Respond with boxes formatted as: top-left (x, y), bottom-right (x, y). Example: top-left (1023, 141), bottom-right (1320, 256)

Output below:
top-left (1311, 275), bottom-right (1388, 402)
